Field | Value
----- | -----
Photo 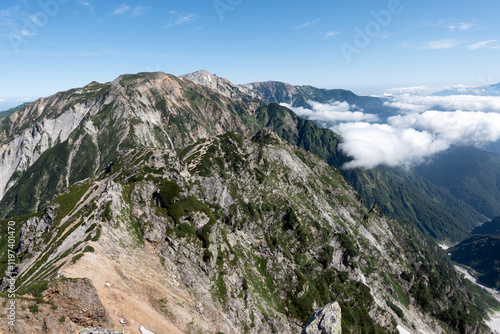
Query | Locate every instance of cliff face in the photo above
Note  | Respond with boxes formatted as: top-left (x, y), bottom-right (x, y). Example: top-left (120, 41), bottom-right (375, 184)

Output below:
top-left (0, 130), bottom-right (493, 333)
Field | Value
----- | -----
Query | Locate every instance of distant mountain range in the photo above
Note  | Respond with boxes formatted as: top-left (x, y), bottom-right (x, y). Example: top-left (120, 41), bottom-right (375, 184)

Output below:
top-left (0, 102), bottom-right (31, 119)
top-left (434, 82), bottom-right (500, 96)
top-left (244, 80), bottom-right (399, 116)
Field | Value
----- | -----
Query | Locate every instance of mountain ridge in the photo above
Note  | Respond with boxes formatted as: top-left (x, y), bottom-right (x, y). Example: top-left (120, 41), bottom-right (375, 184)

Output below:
top-left (0, 71), bottom-right (262, 217)
top-left (1, 70), bottom-right (489, 241)
top-left (433, 82), bottom-right (500, 96)
top-left (1, 70), bottom-right (499, 333)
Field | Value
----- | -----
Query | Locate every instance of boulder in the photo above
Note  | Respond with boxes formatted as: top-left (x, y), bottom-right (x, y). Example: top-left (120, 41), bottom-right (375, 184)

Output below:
top-left (302, 302), bottom-right (342, 334)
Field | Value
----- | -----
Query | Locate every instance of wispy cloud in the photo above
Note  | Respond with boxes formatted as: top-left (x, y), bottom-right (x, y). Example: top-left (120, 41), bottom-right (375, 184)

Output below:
top-left (19, 29), bottom-right (36, 37)
top-left (77, 0), bottom-right (96, 16)
top-left (0, 6), bottom-right (21, 18)
top-left (131, 6), bottom-right (149, 17)
top-left (422, 39), bottom-right (461, 49)
top-left (0, 6), bottom-right (23, 33)
top-left (78, 0), bottom-right (91, 8)
top-left (112, 3), bottom-right (131, 16)
top-left (468, 40), bottom-right (499, 50)
top-left (0, 99), bottom-right (5, 103)
top-left (324, 31), bottom-right (340, 39)
top-left (110, 3), bottom-right (149, 18)
top-left (447, 22), bottom-right (474, 32)
top-left (29, 14), bottom-right (45, 26)
top-left (295, 18), bottom-right (320, 30)
top-left (166, 11), bottom-right (199, 28)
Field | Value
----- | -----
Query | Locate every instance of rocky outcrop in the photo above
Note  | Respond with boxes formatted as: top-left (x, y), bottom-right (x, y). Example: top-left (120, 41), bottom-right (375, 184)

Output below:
top-left (0, 278), bottom-right (108, 333)
top-left (302, 302), bottom-right (342, 334)
top-left (44, 278), bottom-right (110, 327)
top-left (18, 205), bottom-right (56, 255)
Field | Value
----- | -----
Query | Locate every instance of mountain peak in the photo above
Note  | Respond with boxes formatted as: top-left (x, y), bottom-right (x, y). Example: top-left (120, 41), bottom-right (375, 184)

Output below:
top-left (180, 70), bottom-right (260, 101)
top-left (184, 69), bottom-right (216, 78)
top-left (180, 69), bottom-right (226, 87)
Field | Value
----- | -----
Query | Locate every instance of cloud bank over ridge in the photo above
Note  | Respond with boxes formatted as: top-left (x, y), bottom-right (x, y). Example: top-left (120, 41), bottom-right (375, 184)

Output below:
top-left (283, 94), bottom-right (500, 169)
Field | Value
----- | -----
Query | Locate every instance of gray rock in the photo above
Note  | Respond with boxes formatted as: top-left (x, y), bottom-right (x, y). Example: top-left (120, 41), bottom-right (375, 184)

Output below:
top-left (302, 302), bottom-right (342, 334)
top-left (18, 206), bottom-right (54, 254)
top-left (80, 328), bottom-right (125, 334)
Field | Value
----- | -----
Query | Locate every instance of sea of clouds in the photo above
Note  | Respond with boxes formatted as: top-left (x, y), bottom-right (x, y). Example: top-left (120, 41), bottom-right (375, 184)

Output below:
top-left (282, 92), bottom-right (500, 169)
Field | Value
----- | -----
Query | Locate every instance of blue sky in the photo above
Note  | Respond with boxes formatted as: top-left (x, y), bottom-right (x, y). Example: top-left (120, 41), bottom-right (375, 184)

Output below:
top-left (1, 0), bottom-right (499, 109)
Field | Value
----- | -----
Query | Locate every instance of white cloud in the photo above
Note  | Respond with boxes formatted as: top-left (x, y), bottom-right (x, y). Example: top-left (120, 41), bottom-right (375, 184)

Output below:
top-left (447, 22), bottom-right (474, 32)
top-left (111, 4), bottom-right (149, 18)
top-left (385, 95), bottom-right (500, 112)
top-left (324, 31), bottom-right (340, 39)
top-left (29, 15), bottom-right (45, 26)
top-left (468, 40), bottom-right (499, 50)
top-left (295, 19), bottom-right (320, 30)
top-left (20, 29), bottom-right (36, 37)
top-left (0, 99), bottom-right (5, 102)
top-left (78, 0), bottom-right (91, 7)
top-left (282, 101), bottom-right (379, 123)
top-left (166, 12), bottom-right (199, 28)
top-left (422, 39), bottom-right (461, 49)
top-left (389, 110), bottom-right (500, 145)
top-left (112, 3), bottom-right (130, 16)
top-left (336, 109), bottom-right (500, 169)
top-left (131, 6), bottom-right (149, 17)
top-left (1, 6), bottom-right (21, 18)
top-left (336, 122), bottom-right (448, 169)
top-left (284, 95), bottom-right (500, 169)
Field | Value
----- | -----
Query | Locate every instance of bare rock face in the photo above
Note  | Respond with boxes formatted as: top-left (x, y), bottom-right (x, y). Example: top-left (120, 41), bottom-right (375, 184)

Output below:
top-left (44, 278), bottom-right (110, 327)
top-left (180, 69), bottom-right (260, 101)
top-left (302, 302), bottom-right (342, 334)
top-left (18, 205), bottom-right (56, 254)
